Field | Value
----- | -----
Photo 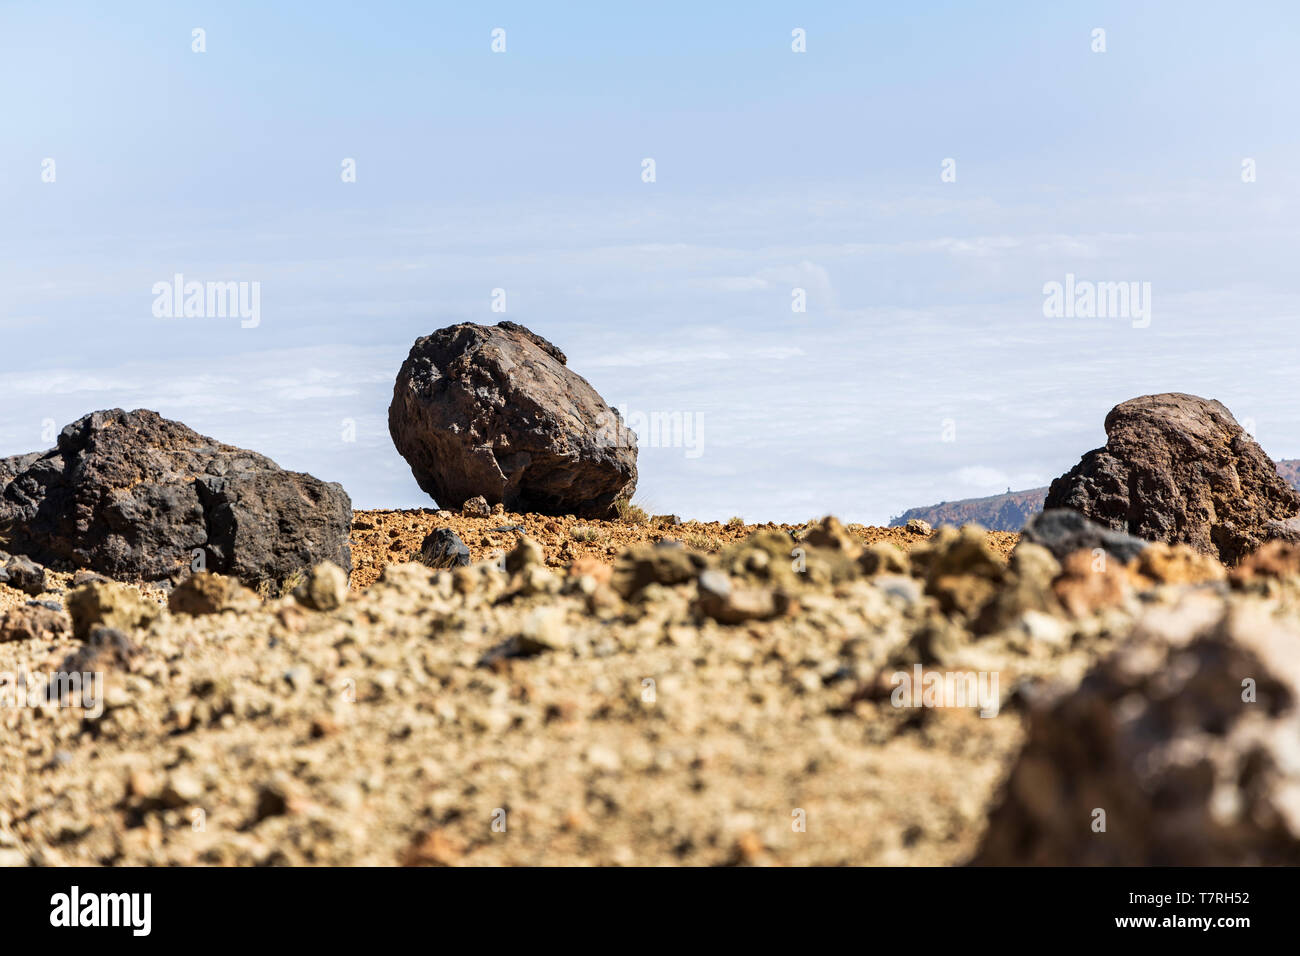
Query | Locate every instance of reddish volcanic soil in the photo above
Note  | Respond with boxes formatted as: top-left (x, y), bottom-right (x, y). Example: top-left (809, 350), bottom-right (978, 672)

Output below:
top-left (348, 509), bottom-right (1018, 589)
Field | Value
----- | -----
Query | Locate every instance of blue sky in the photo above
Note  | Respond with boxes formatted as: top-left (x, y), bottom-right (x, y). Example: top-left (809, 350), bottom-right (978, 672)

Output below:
top-left (3, 1), bottom-right (1300, 522)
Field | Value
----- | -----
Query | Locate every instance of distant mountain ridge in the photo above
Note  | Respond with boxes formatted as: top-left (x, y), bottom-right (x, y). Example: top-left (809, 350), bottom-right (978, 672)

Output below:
top-left (891, 459), bottom-right (1300, 532)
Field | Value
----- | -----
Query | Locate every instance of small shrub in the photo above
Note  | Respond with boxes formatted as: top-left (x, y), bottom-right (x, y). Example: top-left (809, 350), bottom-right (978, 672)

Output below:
top-left (615, 499), bottom-right (649, 526)
top-left (684, 532), bottom-right (721, 553)
top-left (278, 570), bottom-right (305, 598)
top-left (254, 571), bottom-right (300, 602)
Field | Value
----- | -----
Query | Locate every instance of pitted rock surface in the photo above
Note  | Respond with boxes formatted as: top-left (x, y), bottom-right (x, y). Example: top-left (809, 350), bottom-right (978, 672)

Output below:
top-left (1045, 393), bottom-right (1300, 563)
top-left (0, 409), bottom-right (351, 586)
top-left (389, 322), bottom-right (636, 518)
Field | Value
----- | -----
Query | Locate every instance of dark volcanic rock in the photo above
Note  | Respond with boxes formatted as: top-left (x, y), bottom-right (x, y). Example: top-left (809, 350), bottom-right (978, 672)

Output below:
top-left (461, 495), bottom-right (490, 518)
top-left (1019, 509), bottom-right (1148, 564)
top-left (0, 452), bottom-right (41, 495)
top-left (389, 321), bottom-right (637, 518)
top-left (418, 528), bottom-right (471, 570)
top-left (3, 555), bottom-right (48, 596)
top-left (974, 597), bottom-right (1300, 865)
top-left (1045, 393), bottom-right (1300, 564)
top-left (892, 459), bottom-right (1300, 534)
top-left (0, 409), bottom-right (351, 586)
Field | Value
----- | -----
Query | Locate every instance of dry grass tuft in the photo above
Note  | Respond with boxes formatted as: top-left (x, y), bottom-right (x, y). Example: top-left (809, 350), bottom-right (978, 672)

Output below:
top-left (615, 499), bottom-right (649, 526)
top-left (683, 531), bottom-right (722, 553)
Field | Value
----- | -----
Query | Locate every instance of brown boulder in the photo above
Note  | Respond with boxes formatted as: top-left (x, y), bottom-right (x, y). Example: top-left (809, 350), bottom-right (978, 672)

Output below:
top-left (0, 452), bottom-right (41, 495)
top-left (1045, 393), bottom-right (1300, 564)
top-left (974, 595), bottom-right (1300, 865)
top-left (388, 322), bottom-right (637, 518)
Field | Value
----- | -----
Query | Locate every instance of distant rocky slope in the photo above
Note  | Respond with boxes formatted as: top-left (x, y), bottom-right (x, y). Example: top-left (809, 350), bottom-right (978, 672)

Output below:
top-left (893, 458), bottom-right (1300, 532)
top-left (891, 488), bottom-right (1048, 532)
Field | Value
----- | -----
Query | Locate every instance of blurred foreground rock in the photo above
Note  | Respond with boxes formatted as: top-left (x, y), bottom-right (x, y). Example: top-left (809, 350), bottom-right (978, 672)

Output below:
top-left (974, 593), bottom-right (1300, 865)
top-left (7, 510), bottom-right (1299, 867)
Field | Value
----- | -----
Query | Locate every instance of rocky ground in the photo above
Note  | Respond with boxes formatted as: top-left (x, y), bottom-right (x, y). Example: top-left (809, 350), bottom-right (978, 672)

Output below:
top-left (4, 509), bottom-right (1295, 866)
top-left (6, 351), bottom-right (1295, 868)
top-left (348, 509), bottom-right (1016, 589)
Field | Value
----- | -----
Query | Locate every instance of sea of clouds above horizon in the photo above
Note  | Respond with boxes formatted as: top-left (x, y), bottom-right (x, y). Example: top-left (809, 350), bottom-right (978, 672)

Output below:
top-left (3, 179), bottom-right (1299, 525)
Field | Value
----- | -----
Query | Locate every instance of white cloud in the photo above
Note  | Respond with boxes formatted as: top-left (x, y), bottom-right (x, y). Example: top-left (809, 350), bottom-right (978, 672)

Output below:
top-left (5, 180), bottom-right (1300, 522)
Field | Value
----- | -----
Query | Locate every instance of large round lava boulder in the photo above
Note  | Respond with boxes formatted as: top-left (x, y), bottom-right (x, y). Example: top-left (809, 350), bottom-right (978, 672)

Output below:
top-left (388, 321), bottom-right (637, 518)
top-left (0, 409), bottom-right (352, 586)
top-left (1045, 393), bottom-right (1300, 564)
